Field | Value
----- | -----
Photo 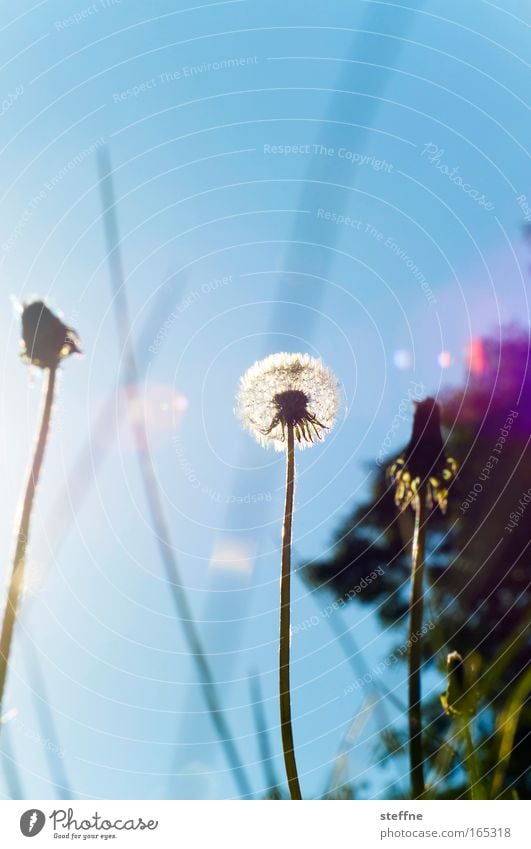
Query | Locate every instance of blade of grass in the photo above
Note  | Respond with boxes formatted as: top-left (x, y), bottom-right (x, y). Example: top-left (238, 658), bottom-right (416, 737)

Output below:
top-left (482, 607), bottom-right (531, 695)
top-left (22, 639), bottom-right (72, 799)
top-left (424, 733), bottom-right (458, 799)
top-left (323, 695), bottom-right (376, 799)
top-left (249, 672), bottom-right (281, 797)
top-left (491, 666), bottom-right (531, 798)
top-left (461, 719), bottom-right (484, 800)
top-left (43, 275), bottom-right (182, 570)
top-left (297, 552), bottom-right (402, 735)
top-left (0, 722), bottom-right (25, 799)
top-left (298, 550), bottom-right (456, 784)
top-left (97, 146), bottom-right (252, 799)
top-left (297, 543), bottom-right (456, 794)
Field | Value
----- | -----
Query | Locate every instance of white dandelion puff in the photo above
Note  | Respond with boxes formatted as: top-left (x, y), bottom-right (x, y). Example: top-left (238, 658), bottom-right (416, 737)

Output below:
top-left (236, 352), bottom-right (340, 451)
top-left (234, 352), bottom-right (342, 800)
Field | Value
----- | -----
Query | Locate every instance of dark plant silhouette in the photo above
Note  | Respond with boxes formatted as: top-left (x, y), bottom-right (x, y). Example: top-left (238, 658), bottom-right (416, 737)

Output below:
top-left (387, 397), bottom-right (457, 798)
top-left (0, 302), bottom-right (81, 716)
top-left (306, 327), bottom-right (531, 798)
top-left (98, 148), bottom-right (253, 799)
top-left (236, 352), bottom-right (340, 800)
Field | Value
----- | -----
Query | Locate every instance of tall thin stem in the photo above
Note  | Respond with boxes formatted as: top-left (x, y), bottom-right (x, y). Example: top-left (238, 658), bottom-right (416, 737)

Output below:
top-left (250, 672), bottom-right (281, 797)
top-left (279, 425), bottom-right (302, 800)
top-left (0, 366), bottom-right (57, 715)
top-left (0, 725), bottom-right (25, 798)
top-left (408, 484), bottom-right (427, 799)
top-left (22, 637), bottom-right (72, 798)
top-left (462, 721), bottom-right (483, 800)
top-left (98, 148), bottom-right (252, 798)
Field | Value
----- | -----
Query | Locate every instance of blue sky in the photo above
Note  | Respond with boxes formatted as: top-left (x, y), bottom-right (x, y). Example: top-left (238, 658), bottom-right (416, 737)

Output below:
top-left (0, 0), bottom-right (530, 799)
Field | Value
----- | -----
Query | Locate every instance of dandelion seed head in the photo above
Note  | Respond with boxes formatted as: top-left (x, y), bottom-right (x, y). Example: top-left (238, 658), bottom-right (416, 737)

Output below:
top-left (236, 352), bottom-right (340, 450)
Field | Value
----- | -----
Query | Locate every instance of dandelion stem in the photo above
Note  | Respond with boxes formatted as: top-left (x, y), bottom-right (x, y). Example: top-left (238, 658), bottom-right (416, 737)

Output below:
top-left (408, 483), bottom-right (427, 799)
top-left (0, 366), bottom-right (57, 716)
top-left (279, 424), bottom-right (302, 800)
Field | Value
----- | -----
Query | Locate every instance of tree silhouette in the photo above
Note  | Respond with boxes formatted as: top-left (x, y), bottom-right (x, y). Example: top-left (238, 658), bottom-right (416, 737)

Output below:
top-left (306, 326), bottom-right (531, 798)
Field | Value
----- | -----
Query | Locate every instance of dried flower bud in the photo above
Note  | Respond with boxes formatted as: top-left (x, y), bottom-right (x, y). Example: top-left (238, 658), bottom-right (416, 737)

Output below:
top-left (440, 650), bottom-right (476, 717)
top-left (387, 397), bottom-right (458, 512)
top-left (21, 301), bottom-right (81, 369)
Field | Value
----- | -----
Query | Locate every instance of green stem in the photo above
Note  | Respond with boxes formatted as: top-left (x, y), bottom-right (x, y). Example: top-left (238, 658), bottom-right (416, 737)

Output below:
top-left (279, 425), bottom-right (302, 800)
top-left (0, 366), bottom-right (57, 717)
top-left (462, 721), bottom-right (483, 800)
top-left (408, 485), bottom-right (427, 799)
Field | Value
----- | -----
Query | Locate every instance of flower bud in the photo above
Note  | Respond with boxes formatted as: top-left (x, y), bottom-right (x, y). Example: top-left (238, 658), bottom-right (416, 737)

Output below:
top-left (440, 650), bottom-right (476, 717)
top-left (21, 301), bottom-right (81, 369)
top-left (387, 397), bottom-right (458, 512)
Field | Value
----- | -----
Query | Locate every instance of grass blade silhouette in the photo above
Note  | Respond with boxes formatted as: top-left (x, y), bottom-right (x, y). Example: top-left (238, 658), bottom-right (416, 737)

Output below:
top-left (0, 723), bottom-right (25, 799)
top-left (97, 146), bottom-right (252, 799)
top-left (22, 639), bottom-right (73, 799)
top-left (249, 672), bottom-right (281, 798)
